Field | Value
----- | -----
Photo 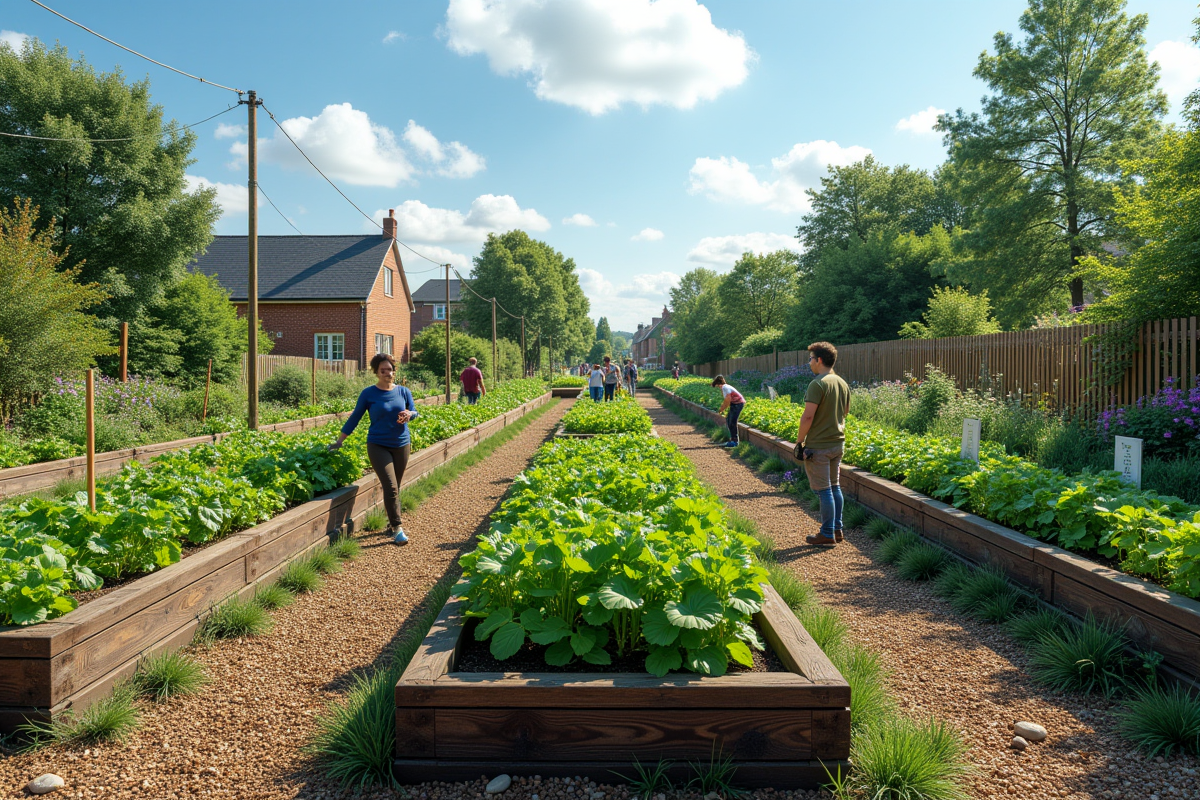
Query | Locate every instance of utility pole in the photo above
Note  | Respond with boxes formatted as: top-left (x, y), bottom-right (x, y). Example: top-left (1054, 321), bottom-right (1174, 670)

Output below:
top-left (444, 264), bottom-right (452, 404)
top-left (244, 89), bottom-right (261, 430)
top-left (491, 298), bottom-right (498, 386)
top-left (549, 334), bottom-right (553, 377)
top-left (520, 317), bottom-right (526, 378)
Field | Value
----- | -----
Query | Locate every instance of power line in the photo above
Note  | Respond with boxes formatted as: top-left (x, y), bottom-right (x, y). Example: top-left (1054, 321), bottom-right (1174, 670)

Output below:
top-left (256, 181), bottom-right (302, 235)
top-left (28, 0), bottom-right (242, 94)
top-left (0, 104), bottom-right (239, 143)
top-left (452, 268), bottom-right (523, 320)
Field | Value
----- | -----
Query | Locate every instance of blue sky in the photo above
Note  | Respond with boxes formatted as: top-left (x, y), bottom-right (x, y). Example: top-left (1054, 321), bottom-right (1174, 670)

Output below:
top-left (4, 0), bottom-right (1198, 330)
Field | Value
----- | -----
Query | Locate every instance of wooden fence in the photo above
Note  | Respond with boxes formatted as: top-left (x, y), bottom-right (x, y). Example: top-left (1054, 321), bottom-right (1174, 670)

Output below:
top-left (691, 316), bottom-right (1199, 414)
top-left (238, 354), bottom-right (360, 387)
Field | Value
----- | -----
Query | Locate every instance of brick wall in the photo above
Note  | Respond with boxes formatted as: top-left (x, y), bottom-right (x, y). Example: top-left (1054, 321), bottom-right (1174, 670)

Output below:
top-left (411, 301), bottom-right (464, 338)
top-left (365, 246), bottom-right (413, 363)
top-left (236, 302), bottom-right (363, 363)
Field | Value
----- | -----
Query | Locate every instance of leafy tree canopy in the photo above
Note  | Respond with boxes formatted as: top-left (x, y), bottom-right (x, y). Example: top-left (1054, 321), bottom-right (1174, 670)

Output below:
top-left (595, 317), bottom-right (611, 345)
top-left (734, 328), bottom-right (785, 358)
top-left (668, 268), bottom-right (726, 365)
top-left (898, 286), bottom-right (1001, 339)
top-left (716, 250), bottom-right (800, 344)
top-left (0, 39), bottom-right (220, 322)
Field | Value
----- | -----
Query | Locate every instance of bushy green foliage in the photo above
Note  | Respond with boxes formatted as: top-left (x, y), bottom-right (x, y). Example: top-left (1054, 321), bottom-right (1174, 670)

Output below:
top-left (460, 436), bottom-right (768, 676)
top-left (560, 394), bottom-right (652, 434)
top-left (18, 681), bottom-right (141, 748)
top-left (550, 375), bottom-right (588, 388)
top-left (306, 546), bottom-right (342, 575)
top-left (734, 328), bottom-right (785, 358)
top-left (877, 529), bottom-right (922, 565)
top-left (277, 559), bottom-right (323, 594)
top-left (829, 716), bottom-right (970, 800)
top-left (898, 286), bottom-right (1001, 339)
top-left (1029, 614), bottom-right (1130, 697)
top-left (328, 536), bottom-right (361, 561)
top-left (133, 650), bottom-right (207, 702)
top-left (1117, 684), bottom-right (1200, 757)
top-left (197, 597), bottom-right (273, 642)
top-left (260, 365), bottom-right (311, 407)
top-left (412, 323), bottom-right (498, 378)
top-left (1005, 607), bottom-right (1070, 647)
top-left (253, 583), bottom-right (295, 610)
top-left (896, 543), bottom-right (949, 581)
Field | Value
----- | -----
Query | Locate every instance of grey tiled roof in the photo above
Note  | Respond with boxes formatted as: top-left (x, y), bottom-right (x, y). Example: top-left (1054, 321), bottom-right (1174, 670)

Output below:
top-left (191, 235), bottom-right (394, 301)
top-left (412, 279), bottom-right (461, 303)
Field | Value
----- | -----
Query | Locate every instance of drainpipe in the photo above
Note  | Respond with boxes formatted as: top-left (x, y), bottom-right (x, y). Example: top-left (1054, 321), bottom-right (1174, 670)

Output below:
top-left (361, 303), bottom-right (367, 368)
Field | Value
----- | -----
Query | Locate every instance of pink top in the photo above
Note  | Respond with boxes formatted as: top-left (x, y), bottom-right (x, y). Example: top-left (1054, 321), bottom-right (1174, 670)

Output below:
top-left (721, 384), bottom-right (745, 404)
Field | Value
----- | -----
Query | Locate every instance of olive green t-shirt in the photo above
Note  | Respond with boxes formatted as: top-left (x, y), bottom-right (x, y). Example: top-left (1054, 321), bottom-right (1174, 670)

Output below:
top-left (803, 371), bottom-right (850, 449)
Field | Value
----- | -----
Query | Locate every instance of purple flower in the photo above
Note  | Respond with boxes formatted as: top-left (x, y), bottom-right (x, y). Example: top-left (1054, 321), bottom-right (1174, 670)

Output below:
top-left (1164, 431), bottom-right (1173, 438)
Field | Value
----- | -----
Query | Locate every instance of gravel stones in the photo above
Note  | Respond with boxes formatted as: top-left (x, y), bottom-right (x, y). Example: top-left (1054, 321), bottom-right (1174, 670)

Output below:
top-left (1014, 720), bottom-right (1048, 742)
top-left (25, 774), bottom-right (64, 794)
top-left (1011, 736), bottom-right (1029, 751)
top-left (486, 774), bottom-right (512, 794)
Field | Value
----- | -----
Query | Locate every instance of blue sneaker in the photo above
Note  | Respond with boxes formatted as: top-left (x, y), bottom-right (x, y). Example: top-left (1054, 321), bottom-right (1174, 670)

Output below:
top-left (722, 441), bottom-right (738, 448)
top-left (392, 528), bottom-right (409, 546)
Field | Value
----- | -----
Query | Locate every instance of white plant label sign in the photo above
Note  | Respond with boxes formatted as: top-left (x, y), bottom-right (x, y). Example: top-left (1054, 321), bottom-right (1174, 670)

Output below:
top-left (961, 418), bottom-right (982, 463)
top-left (1114, 436), bottom-right (1143, 489)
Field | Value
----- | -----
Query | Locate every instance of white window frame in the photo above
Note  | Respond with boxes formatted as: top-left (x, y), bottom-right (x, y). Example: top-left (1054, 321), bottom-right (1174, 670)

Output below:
top-left (375, 333), bottom-right (393, 356)
top-left (314, 333), bottom-right (345, 361)
top-left (383, 268), bottom-right (393, 297)
top-left (433, 304), bottom-right (446, 320)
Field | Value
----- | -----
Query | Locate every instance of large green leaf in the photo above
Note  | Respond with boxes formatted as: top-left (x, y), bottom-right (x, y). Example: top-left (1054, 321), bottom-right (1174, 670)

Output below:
top-left (598, 575), bottom-right (643, 610)
top-left (475, 607), bottom-right (513, 641)
top-left (489, 621), bottom-right (526, 660)
top-left (687, 645), bottom-right (729, 676)
top-left (529, 616), bottom-right (572, 644)
top-left (664, 588), bottom-right (722, 630)
top-left (641, 607), bottom-right (681, 646)
top-left (726, 641), bottom-right (754, 667)
top-left (545, 638), bottom-right (575, 666)
top-left (645, 646), bottom-right (683, 677)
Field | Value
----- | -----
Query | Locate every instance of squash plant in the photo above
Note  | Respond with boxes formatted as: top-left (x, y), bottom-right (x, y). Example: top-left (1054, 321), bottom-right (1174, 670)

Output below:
top-left (459, 436), bottom-right (767, 676)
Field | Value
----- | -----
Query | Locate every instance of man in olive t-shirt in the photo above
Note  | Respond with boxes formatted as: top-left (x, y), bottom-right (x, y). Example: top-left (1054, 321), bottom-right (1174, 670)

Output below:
top-left (797, 341), bottom-right (850, 546)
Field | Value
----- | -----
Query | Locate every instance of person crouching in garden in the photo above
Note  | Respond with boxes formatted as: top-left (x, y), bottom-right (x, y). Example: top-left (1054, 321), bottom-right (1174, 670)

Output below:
top-left (712, 375), bottom-right (745, 448)
top-left (796, 342), bottom-right (850, 546)
top-left (329, 353), bottom-right (418, 546)
top-left (588, 363), bottom-right (605, 401)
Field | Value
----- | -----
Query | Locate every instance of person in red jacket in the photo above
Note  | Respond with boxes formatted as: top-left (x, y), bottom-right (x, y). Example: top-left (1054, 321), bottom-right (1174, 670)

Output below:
top-left (459, 357), bottom-right (486, 404)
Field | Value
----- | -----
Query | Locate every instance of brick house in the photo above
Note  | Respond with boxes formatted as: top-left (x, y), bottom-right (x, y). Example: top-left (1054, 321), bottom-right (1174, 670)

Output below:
top-left (631, 306), bottom-right (675, 369)
top-left (411, 279), bottom-right (464, 338)
top-left (192, 211), bottom-right (416, 365)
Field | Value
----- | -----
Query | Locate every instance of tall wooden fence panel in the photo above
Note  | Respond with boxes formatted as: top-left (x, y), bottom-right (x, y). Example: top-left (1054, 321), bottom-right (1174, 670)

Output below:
top-left (239, 355), bottom-right (359, 387)
top-left (691, 316), bottom-right (1199, 415)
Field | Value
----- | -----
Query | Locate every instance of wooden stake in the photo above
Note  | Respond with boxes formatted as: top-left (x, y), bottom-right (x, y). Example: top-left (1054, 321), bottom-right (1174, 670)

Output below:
top-left (311, 357), bottom-right (317, 405)
top-left (202, 358), bottom-right (212, 423)
top-left (86, 369), bottom-right (95, 512)
top-left (119, 322), bottom-right (128, 382)
top-left (246, 89), bottom-right (260, 431)
top-left (445, 264), bottom-right (452, 404)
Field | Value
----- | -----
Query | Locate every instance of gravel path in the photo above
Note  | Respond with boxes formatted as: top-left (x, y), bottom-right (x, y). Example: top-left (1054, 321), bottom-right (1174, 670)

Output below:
top-left (0, 400), bottom-right (570, 800)
top-left (643, 393), bottom-right (1199, 800)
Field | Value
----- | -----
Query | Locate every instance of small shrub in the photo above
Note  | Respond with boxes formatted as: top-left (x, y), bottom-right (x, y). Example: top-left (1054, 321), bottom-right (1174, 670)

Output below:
top-left (260, 365), bottom-right (311, 407)
top-left (253, 583), bottom-right (295, 610)
top-left (278, 559), bottom-right (323, 594)
top-left (329, 536), bottom-right (362, 561)
top-left (361, 508), bottom-right (388, 532)
top-left (307, 547), bottom-right (342, 575)
top-left (198, 597), bottom-right (273, 642)
top-left (1117, 684), bottom-right (1200, 757)
top-left (1006, 608), bottom-right (1071, 648)
top-left (934, 562), bottom-right (975, 600)
top-left (19, 681), bottom-right (141, 748)
top-left (949, 566), bottom-right (1011, 615)
top-left (767, 564), bottom-right (815, 611)
top-left (797, 605), bottom-right (849, 651)
top-left (1030, 615), bottom-right (1129, 697)
top-left (842, 502), bottom-right (871, 529)
top-left (974, 588), bottom-right (1026, 624)
top-left (877, 529), bottom-right (922, 565)
top-left (833, 715), bottom-right (970, 800)
top-left (758, 455), bottom-right (788, 474)
top-left (133, 651), bottom-right (208, 702)
top-left (829, 642), bottom-right (894, 733)
top-left (864, 517), bottom-right (895, 541)
top-left (896, 543), bottom-right (949, 581)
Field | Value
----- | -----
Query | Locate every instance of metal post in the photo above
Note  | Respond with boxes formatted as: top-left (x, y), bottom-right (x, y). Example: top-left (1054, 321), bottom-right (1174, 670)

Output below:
top-left (119, 322), bottom-right (128, 382)
top-left (245, 89), bottom-right (260, 430)
top-left (491, 297), bottom-right (498, 385)
top-left (85, 369), bottom-right (95, 512)
top-left (445, 264), bottom-right (452, 404)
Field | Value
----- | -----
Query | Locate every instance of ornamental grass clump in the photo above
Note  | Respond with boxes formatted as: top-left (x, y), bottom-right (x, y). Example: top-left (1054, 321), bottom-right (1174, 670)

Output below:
top-left (864, 516), bottom-right (895, 541)
top-left (877, 529), bottom-right (922, 565)
top-left (459, 436), bottom-right (769, 677)
top-left (133, 651), bottom-right (208, 702)
top-left (18, 681), bottom-right (142, 749)
top-left (253, 583), bottom-right (295, 610)
top-left (1117, 684), bottom-right (1200, 756)
top-left (277, 558), bottom-right (323, 594)
top-left (830, 716), bottom-right (971, 800)
top-left (306, 546), bottom-right (342, 576)
top-left (896, 542), bottom-right (949, 581)
top-left (796, 604), bottom-right (849, 651)
top-left (948, 565), bottom-right (1011, 615)
top-left (1005, 608), bottom-right (1071, 647)
top-left (1030, 614), bottom-right (1130, 696)
top-left (828, 643), bottom-right (894, 734)
top-left (842, 501), bottom-right (871, 529)
top-left (197, 597), bottom-right (273, 642)
top-left (934, 562), bottom-right (975, 600)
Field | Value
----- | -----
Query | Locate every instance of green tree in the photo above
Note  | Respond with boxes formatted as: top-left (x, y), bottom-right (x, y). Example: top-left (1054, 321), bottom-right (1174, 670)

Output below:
top-left (413, 323), bottom-right (497, 379)
top-left (668, 268), bottom-right (726, 364)
top-left (939, 0), bottom-right (1167, 314)
top-left (0, 199), bottom-right (114, 421)
top-left (898, 286), bottom-right (1001, 339)
top-left (0, 39), bottom-right (221, 322)
top-left (460, 231), bottom-right (592, 365)
top-left (132, 272), bottom-right (250, 383)
top-left (585, 339), bottom-right (610, 365)
top-left (734, 328), bottom-right (785, 357)
top-left (595, 317), bottom-right (612, 346)
top-left (716, 250), bottom-right (800, 346)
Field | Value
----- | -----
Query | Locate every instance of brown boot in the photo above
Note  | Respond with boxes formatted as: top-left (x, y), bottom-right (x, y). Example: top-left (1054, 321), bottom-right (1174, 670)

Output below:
top-left (805, 533), bottom-right (837, 546)
top-left (834, 528), bottom-right (844, 543)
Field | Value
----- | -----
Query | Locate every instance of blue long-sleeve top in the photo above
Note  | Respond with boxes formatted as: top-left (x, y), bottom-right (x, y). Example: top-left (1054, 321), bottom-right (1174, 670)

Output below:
top-left (341, 385), bottom-right (419, 447)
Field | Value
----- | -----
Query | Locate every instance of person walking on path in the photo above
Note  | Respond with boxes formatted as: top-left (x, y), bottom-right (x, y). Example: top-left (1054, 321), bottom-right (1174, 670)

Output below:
top-left (588, 363), bottom-right (605, 402)
top-left (459, 357), bottom-right (485, 404)
top-left (795, 341), bottom-right (851, 546)
top-left (712, 375), bottom-right (745, 448)
top-left (672, 361), bottom-right (680, 379)
top-left (623, 358), bottom-right (639, 397)
top-left (602, 356), bottom-right (620, 401)
top-left (330, 353), bottom-right (419, 545)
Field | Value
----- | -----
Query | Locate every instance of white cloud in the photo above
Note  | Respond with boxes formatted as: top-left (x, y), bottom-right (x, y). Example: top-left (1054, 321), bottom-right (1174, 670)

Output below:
top-left (186, 175), bottom-right (248, 216)
top-left (374, 194), bottom-right (550, 244)
top-left (562, 213), bottom-right (597, 227)
top-left (578, 268), bottom-right (679, 328)
top-left (895, 105), bottom-right (946, 136)
top-left (1150, 40), bottom-right (1200, 113)
top-left (687, 232), bottom-right (798, 266)
top-left (214, 122), bottom-right (245, 139)
top-left (631, 227), bottom-right (664, 241)
top-left (688, 140), bottom-right (871, 214)
top-left (443, 0), bottom-right (753, 114)
top-left (1, 30), bottom-right (28, 51)
top-left (402, 244), bottom-right (473, 271)
top-left (401, 121), bottom-right (485, 178)
top-left (383, 30), bottom-right (406, 44)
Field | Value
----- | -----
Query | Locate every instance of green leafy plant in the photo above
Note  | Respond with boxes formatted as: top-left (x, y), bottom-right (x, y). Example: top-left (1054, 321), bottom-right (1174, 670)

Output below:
top-left (277, 559), bottom-right (323, 594)
top-left (1117, 684), bottom-right (1200, 756)
top-left (196, 597), bottom-right (273, 643)
top-left (1029, 614), bottom-right (1130, 696)
top-left (133, 651), bottom-right (208, 702)
top-left (896, 543), bottom-right (949, 581)
top-left (560, 393), bottom-right (653, 435)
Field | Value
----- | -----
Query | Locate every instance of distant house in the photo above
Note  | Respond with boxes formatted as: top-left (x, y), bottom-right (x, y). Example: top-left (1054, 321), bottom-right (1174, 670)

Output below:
top-left (632, 306), bottom-right (675, 369)
top-left (411, 279), bottom-right (464, 338)
top-left (191, 210), bottom-right (416, 366)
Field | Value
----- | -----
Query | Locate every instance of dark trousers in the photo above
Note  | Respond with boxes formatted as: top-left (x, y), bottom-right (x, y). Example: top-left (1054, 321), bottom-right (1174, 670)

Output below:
top-left (464, 391), bottom-right (481, 404)
top-left (727, 402), bottom-right (744, 443)
top-left (367, 442), bottom-right (410, 529)
top-left (604, 383), bottom-right (616, 401)
top-left (589, 386), bottom-right (603, 401)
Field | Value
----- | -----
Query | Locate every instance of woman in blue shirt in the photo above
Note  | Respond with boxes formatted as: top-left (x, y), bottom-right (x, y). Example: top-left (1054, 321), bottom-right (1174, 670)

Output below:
top-left (329, 353), bottom-right (418, 545)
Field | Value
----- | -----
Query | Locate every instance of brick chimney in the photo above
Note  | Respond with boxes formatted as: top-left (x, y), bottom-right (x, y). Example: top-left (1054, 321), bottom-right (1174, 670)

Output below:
top-left (383, 208), bottom-right (397, 239)
top-left (651, 315), bottom-right (661, 326)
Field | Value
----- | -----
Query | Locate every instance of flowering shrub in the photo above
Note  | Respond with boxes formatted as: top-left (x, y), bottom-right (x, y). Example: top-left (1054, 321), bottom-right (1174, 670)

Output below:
top-left (1098, 377), bottom-right (1200, 458)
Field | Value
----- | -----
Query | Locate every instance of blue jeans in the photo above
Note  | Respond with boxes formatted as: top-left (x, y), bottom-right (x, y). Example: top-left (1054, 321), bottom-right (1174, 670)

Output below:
top-left (726, 402), bottom-right (744, 443)
top-left (604, 383), bottom-right (616, 401)
top-left (464, 392), bottom-right (480, 405)
top-left (589, 386), bottom-right (603, 402)
top-left (816, 486), bottom-right (844, 538)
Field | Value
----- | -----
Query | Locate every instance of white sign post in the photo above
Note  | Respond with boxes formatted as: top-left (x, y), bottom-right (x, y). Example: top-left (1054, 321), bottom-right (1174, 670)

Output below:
top-left (1114, 436), bottom-right (1143, 489)
top-left (961, 418), bottom-right (982, 463)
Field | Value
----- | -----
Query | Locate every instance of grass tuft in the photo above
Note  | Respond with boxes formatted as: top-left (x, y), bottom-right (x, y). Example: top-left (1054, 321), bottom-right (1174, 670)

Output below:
top-left (766, 563), bottom-right (815, 611)
top-left (253, 582), bottom-right (295, 610)
top-left (307, 546), bottom-right (342, 576)
top-left (800, 489), bottom-right (822, 512)
top-left (709, 426), bottom-right (730, 443)
top-left (758, 455), bottom-right (789, 474)
top-left (830, 716), bottom-right (971, 800)
top-left (197, 597), bottom-right (274, 643)
top-left (328, 535), bottom-right (362, 561)
top-left (686, 746), bottom-right (745, 798)
top-left (973, 587), bottom-right (1027, 624)
top-left (361, 508), bottom-right (388, 532)
top-left (18, 682), bottom-right (141, 749)
top-left (1117, 684), bottom-right (1200, 757)
top-left (933, 562), bottom-right (975, 601)
top-left (828, 642), bottom-right (895, 733)
top-left (1006, 608), bottom-right (1072, 648)
top-left (842, 502), bottom-right (871, 529)
top-left (864, 516), bottom-right (895, 541)
top-left (896, 542), bottom-right (949, 581)
top-left (797, 604), bottom-right (849, 651)
top-left (618, 757), bottom-right (675, 799)
top-left (877, 529), bottom-right (922, 565)
top-left (1029, 614), bottom-right (1130, 697)
top-left (133, 651), bottom-right (208, 702)
top-left (948, 565), bottom-right (1010, 615)
top-left (277, 558), bottom-right (323, 594)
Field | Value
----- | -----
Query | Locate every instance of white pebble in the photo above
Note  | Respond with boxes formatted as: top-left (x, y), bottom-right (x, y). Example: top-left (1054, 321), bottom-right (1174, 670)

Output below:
top-left (1011, 736), bottom-right (1029, 751)
top-left (486, 774), bottom-right (512, 794)
top-left (1014, 721), bottom-right (1047, 742)
top-left (26, 774), bottom-right (65, 795)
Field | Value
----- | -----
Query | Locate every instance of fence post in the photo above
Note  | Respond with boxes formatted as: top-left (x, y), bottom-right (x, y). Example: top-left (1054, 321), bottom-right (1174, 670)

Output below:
top-left (119, 322), bottom-right (128, 382)
top-left (202, 359), bottom-right (212, 423)
top-left (85, 369), bottom-right (96, 512)
top-left (311, 358), bottom-right (317, 406)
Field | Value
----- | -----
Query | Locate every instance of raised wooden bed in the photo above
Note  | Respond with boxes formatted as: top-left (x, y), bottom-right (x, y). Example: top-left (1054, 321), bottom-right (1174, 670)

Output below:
top-left (554, 425), bottom-right (658, 439)
top-left (393, 583), bottom-right (850, 788)
top-left (0, 394), bottom-right (449, 501)
top-left (0, 393), bottom-right (551, 732)
top-left (550, 386), bottom-right (586, 398)
top-left (654, 386), bottom-right (1200, 685)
